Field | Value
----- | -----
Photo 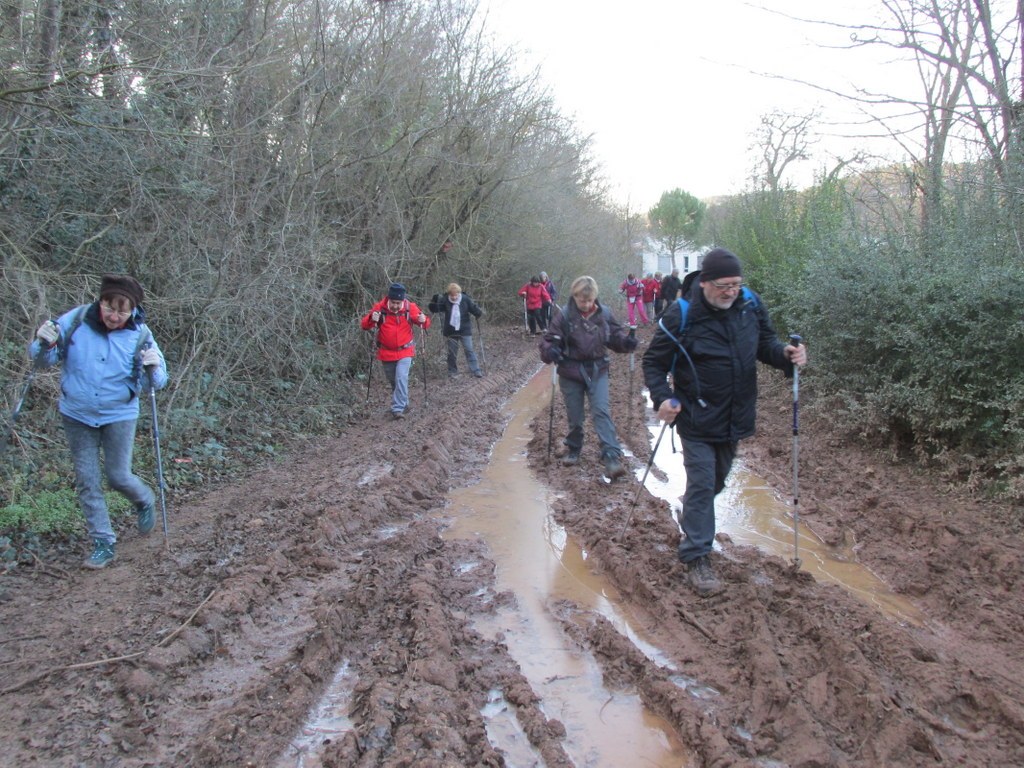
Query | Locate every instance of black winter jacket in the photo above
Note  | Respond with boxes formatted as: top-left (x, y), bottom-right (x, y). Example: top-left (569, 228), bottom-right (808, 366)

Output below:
top-left (642, 281), bottom-right (791, 443)
top-left (428, 293), bottom-right (483, 337)
top-left (538, 300), bottom-right (636, 384)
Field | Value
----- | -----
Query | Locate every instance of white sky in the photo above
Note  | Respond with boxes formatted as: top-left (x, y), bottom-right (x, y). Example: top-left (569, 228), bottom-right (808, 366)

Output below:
top-left (480, 0), bottom-right (902, 208)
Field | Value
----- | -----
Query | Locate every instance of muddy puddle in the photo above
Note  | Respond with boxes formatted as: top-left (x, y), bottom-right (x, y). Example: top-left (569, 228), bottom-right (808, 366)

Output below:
top-left (445, 367), bottom-right (694, 767)
top-left (636, 393), bottom-right (927, 626)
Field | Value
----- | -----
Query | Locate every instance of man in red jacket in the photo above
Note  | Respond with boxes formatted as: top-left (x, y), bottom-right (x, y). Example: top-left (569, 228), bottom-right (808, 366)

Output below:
top-left (361, 282), bottom-right (431, 419)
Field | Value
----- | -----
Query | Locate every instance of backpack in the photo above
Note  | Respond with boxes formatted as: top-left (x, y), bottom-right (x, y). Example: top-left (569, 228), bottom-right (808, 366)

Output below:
top-left (655, 277), bottom-right (759, 408)
top-left (59, 305), bottom-right (154, 380)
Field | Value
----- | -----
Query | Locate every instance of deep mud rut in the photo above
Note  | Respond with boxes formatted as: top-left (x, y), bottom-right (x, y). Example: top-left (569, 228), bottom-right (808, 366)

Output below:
top-left (1, 323), bottom-right (1023, 767)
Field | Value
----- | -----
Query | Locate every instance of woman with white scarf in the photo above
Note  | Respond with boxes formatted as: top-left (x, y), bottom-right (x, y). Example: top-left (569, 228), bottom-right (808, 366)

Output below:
top-left (428, 283), bottom-right (485, 378)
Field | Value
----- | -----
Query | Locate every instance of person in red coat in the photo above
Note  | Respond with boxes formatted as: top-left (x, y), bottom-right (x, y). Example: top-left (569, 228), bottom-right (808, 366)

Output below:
top-left (361, 282), bottom-right (431, 419)
top-left (518, 275), bottom-right (552, 335)
top-left (641, 273), bottom-right (660, 320)
top-left (619, 273), bottom-right (648, 326)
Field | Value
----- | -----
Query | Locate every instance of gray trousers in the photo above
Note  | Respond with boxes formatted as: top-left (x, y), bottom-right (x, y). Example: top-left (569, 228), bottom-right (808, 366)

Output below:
top-left (559, 371), bottom-right (622, 460)
top-left (62, 415), bottom-right (154, 545)
top-left (677, 438), bottom-right (737, 563)
top-left (446, 335), bottom-right (480, 375)
top-left (382, 357), bottom-right (413, 414)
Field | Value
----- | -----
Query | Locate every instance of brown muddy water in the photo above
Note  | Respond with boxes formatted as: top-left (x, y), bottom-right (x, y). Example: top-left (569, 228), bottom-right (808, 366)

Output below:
top-left (284, 367), bottom-right (924, 767)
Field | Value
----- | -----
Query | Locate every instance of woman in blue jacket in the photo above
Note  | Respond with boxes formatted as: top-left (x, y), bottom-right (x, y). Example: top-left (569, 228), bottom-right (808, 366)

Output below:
top-left (29, 274), bottom-right (168, 570)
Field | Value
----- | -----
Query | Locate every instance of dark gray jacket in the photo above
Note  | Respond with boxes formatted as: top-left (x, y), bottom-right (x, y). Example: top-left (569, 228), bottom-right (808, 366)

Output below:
top-left (428, 293), bottom-right (483, 337)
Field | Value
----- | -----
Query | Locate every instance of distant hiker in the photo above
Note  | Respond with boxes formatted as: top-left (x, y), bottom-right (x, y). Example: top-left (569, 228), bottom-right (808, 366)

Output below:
top-left (540, 271), bottom-right (558, 324)
top-left (660, 268), bottom-right (682, 305)
top-left (619, 273), bottom-right (648, 326)
top-left (518, 276), bottom-right (552, 335)
top-left (641, 273), bottom-right (660, 320)
top-left (642, 249), bottom-right (806, 597)
top-left (652, 271), bottom-right (666, 316)
top-left (428, 282), bottom-right (484, 379)
top-left (539, 275), bottom-right (638, 480)
top-left (28, 274), bottom-right (168, 570)
top-left (361, 282), bottom-right (431, 419)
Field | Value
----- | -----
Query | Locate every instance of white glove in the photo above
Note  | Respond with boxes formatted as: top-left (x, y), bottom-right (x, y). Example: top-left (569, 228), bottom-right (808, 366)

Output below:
top-left (141, 347), bottom-right (161, 368)
top-left (417, 313), bottom-right (426, 324)
top-left (371, 311), bottom-right (381, 323)
top-left (36, 321), bottom-right (59, 346)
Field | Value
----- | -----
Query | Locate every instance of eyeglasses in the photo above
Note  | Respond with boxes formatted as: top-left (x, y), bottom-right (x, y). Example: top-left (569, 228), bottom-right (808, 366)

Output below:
top-left (100, 303), bottom-right (132, 318)
top-left (708, 280), bottom-right (744, 292)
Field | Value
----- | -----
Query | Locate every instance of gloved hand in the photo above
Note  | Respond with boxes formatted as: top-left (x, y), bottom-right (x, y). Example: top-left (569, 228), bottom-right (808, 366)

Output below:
top-left (624, 335), bottom-right (639, 351)
top-left (417, 313), bottom-right (427, 324)
top-left (141, 347), bottom-right (161, 368)
top-left (548, 347), bottom-right (564, 364)
top-left (36, 320), bottom-right (59, 347)
top-left (371, 310), bottom-right (381, 323)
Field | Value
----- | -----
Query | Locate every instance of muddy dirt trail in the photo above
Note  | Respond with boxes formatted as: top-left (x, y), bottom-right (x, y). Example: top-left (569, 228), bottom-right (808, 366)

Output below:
top-left (1, 322), bottom-right (1022, 767)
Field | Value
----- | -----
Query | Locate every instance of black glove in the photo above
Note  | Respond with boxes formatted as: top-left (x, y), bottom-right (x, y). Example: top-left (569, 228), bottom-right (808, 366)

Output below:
top-left (624, 335), bottom-right (639, 351)
top-left (549, 347), bottom-right (564, 364)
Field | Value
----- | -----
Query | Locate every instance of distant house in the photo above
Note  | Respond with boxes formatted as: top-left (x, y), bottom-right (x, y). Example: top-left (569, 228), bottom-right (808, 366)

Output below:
top-left (639, 236), bottom-right (701, 276)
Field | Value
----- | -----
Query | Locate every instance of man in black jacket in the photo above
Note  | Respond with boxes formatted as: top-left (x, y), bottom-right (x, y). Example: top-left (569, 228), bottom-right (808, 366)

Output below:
top-left (642, 249), bottom-right (806, 597)
top-left (659, 268), bottom-right (682, 309)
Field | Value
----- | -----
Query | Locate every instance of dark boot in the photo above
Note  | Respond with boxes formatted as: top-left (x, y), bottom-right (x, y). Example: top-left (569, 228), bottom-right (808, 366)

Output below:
top-left (83, 540), bottom-right (116, 570)
top-left (603, 455), bottom-right (627, 480)
top-left (136, 502), bottom-right (155, 535)
top-left (687, 555), bottom-right (723, 597)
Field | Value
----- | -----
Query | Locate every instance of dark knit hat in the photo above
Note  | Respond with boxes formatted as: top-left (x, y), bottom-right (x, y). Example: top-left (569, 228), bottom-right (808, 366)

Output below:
top-left (387, 282), bottom-right (407, 301)
top-left (100, 274), bottom-right (144, 306)
top-left (700, 249), bottom-right (743, 281)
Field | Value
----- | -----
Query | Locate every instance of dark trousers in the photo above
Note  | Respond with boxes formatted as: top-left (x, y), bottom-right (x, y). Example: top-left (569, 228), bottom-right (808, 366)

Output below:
top-left (526, 307), bottom-right (547, 334)
top-left (677, 438), bottom-right (738, 563)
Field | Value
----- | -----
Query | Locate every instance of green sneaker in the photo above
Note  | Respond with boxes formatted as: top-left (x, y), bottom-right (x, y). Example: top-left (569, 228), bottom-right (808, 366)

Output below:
top-left (136, 502), bottom-right (155, 535)
top-left (83, 540), bottom-right (116, 570)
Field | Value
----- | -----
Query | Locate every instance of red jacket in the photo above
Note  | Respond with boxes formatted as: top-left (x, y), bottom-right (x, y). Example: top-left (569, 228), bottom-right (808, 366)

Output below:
top-left (641, 277), bottom-right (660, 302)
top-left (619, 278), bottom-right (644, 301)
top-left (518, 283), bottom-right (552, 311)
top-left (361, 298), bottom-right (431, 361)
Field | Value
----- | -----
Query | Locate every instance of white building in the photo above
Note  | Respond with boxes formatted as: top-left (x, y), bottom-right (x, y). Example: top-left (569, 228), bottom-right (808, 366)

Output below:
top-left (640, 236), bottom-right (702, 277)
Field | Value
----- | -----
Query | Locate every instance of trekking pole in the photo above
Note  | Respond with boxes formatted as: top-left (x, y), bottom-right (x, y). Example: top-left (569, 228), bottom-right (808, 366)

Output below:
top-left (627, 326), bottom-right (637, 433)
top-left (144, 349), bottom-right (169, 543)
top-left (419, 325), bottom-right (428, 403)
top-left (522, 297), bottom-right (528, 332)
top-left (618, 398), bottom-right (679, 541)
top-left (789, 333), bottom-right (802, 566)
top-left (546, 362), bottom-right (557, 462)
top-left (1, 340), bottom-right (50, 459)
top-left (475, 315), bottom-right (486, 373)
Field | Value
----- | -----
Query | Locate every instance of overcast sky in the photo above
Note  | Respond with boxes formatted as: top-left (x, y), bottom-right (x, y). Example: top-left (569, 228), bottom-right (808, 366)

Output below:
top-left (479, 0), bottom-right (900, 209)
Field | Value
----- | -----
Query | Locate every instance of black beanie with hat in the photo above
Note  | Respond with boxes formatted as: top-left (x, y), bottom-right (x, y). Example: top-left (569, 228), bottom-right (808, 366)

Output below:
top-left (100, 274), bottom-right (144, 306)
top-left (700, 249), bottom-right (743, 282)
top-left (387, 282), bottom-right (407, 301)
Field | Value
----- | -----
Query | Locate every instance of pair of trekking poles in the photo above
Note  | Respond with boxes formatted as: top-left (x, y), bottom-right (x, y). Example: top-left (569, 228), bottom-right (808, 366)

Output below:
top-left (2, 339), bottom-right (170, 542)
top-left (618, 334), bottom-right (803, 566)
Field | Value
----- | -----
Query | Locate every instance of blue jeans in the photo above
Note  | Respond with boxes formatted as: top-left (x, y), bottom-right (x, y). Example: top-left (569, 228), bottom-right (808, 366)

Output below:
top-left (382, 357), bottom-right (413, 413)
top-left (677, 438), bottom-right (738, 563)
top-left (446, 336), bottom-right (481, 375)
top-left (559, 371), bottom-right (622, 460)
top-left (62, 415), bottom-right (154, 545)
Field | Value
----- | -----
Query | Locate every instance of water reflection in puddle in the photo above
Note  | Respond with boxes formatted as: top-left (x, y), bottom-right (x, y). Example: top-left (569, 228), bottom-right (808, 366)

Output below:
top-left (637, 392), bottom-right (927, 626)
top-left (446, 367), bottom-right (695, 767)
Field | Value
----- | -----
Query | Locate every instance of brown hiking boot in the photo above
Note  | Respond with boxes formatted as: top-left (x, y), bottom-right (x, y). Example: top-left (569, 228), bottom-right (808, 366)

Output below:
top-left (687, 555), bottom-right (723, 597)
top-left (603, 455), bottom-right (627, 480)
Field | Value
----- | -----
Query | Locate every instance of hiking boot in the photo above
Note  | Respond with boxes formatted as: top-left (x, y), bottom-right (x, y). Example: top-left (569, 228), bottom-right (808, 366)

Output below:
top-left (473, 370), bottom-right (484, 378)
top-left (83, 540), bottom-right (116, 570)
top-left (561, 451), bottom-right (580, 467)
top-left (603, 455), bottom-right (627, 480)
top-left (136, 502), bottom-right (155, 535)
top-left (392, 410), bottom-right (405, 420)
top-left (687, 555), bottom-right (723, 598)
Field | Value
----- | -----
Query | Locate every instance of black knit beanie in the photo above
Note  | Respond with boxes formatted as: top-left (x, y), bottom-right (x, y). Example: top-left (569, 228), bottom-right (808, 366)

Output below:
top-left (700, 249), bottom-right (743, 281)
top-left (387, 282), bottom-right (407, 301)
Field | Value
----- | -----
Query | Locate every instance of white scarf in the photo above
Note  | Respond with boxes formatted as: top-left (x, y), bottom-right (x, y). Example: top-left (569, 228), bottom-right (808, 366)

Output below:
top-left (448, 294), bottom-right (462, 331)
